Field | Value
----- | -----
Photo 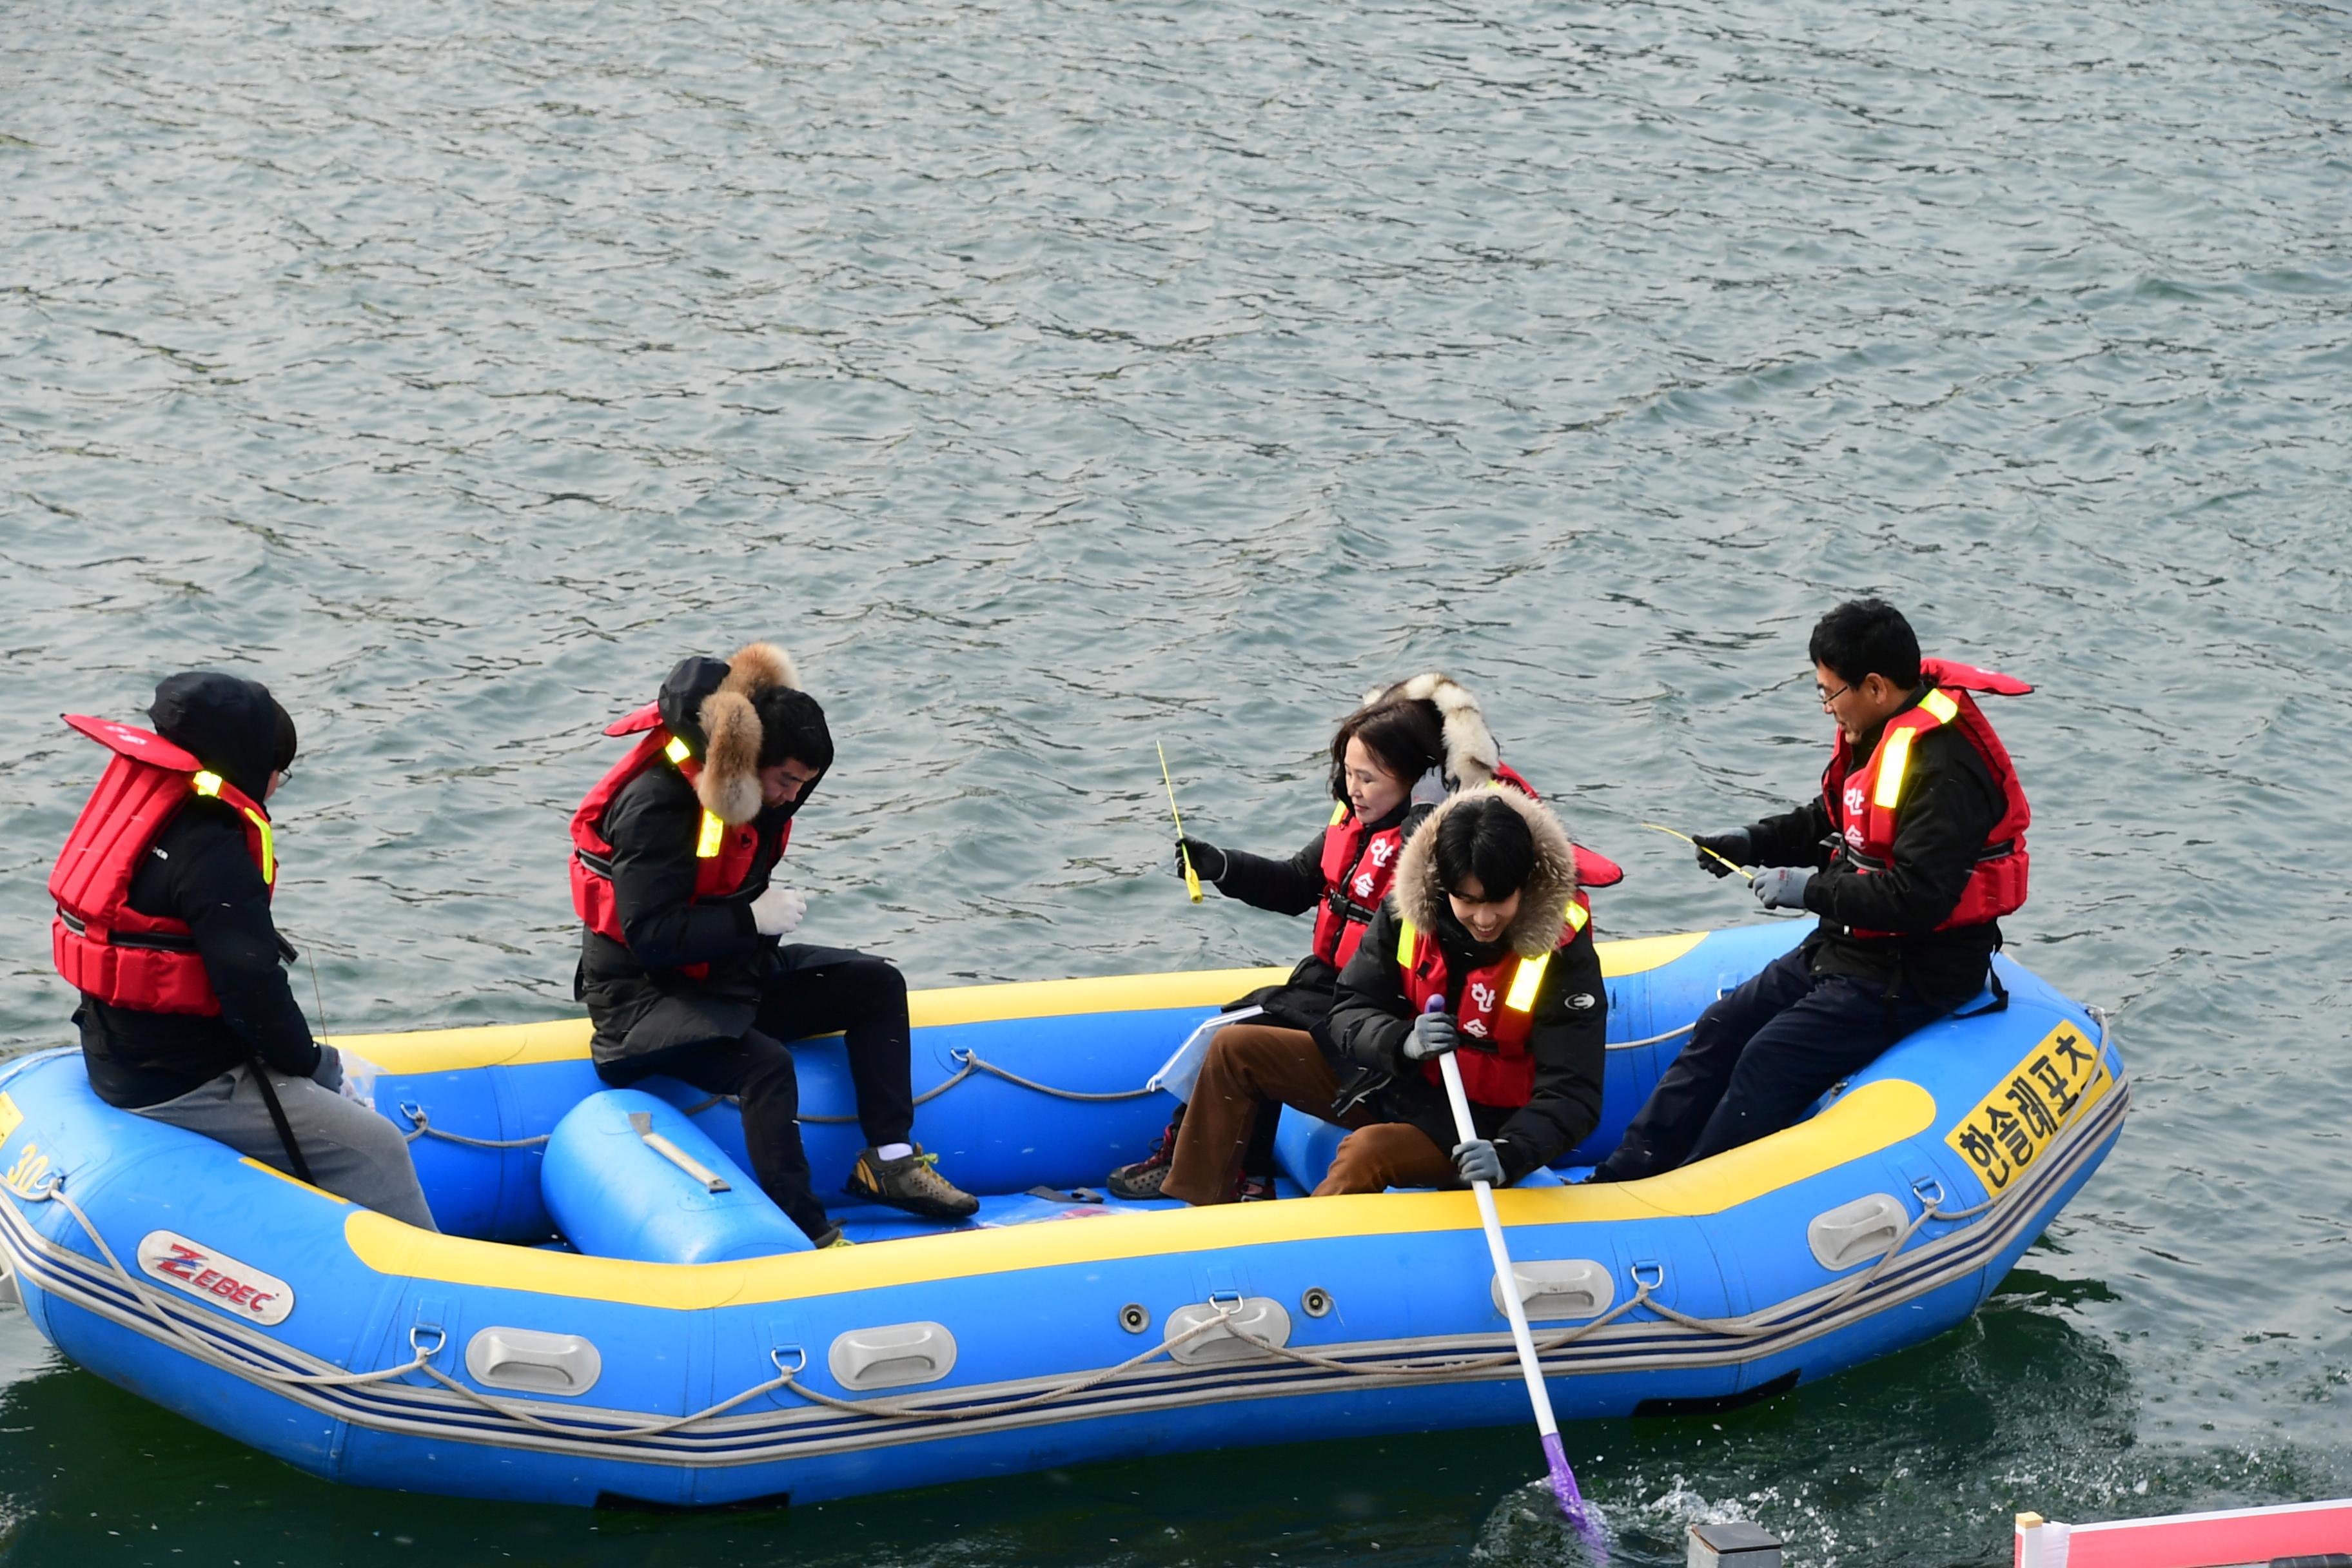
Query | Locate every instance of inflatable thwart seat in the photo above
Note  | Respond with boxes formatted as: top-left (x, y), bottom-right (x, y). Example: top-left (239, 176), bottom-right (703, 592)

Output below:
top-left (541, 1090), bottom-right (812, 1264)
top-left (0, 922), bottom-right (2128, 1509)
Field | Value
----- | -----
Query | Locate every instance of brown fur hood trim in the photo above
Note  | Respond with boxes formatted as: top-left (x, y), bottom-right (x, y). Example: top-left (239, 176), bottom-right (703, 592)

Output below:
top-left (1360, 671), bottom-right (1502, 789)
top-left (696, 642), bottom-right (800, 825)
top-left (1391, 786), bottom-right (1580, 960)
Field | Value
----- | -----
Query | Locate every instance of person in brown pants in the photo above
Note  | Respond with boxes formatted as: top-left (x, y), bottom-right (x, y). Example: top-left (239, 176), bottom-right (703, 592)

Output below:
top-left (1162, 787), bottom-right (1608, 1204)
top-left (1164, 1023), bottom-right (1458, 1199)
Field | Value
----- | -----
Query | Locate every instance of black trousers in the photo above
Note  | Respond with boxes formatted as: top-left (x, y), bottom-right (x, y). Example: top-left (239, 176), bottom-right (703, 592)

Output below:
top-left (605, 945), bottom-right (916, 1242)
top-left (1596, 945), bottom-right (1946, 1180)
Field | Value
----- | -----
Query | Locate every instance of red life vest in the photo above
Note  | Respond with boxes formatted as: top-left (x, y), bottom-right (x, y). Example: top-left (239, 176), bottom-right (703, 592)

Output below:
top-left (1311, 805), bottom-right (1408, 968)
top-left (570, 702), bottom-right (770, 977)
top-left (1395, 901), bottom-right (1591, 1108)
top-left (49, 716), bottom-right (277, 1016)
top-left (1821, 658), bottom-right (2032, 937)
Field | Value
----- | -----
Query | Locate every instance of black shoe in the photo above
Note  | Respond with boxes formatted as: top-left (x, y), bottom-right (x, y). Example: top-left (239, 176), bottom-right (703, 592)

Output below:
top-left (1233, 1171), bottom-right (1277, 1202)
top-left (845, 1146), bottom-right (979, 1222)
top-left (1107, 1109), bottom-right (1184, 1200)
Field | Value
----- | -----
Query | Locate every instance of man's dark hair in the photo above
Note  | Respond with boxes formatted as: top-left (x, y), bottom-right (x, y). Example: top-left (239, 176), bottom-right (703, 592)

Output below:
top-left (1432, 795), bottom-right (1536, 902)
top-left (1808, 598), bottom-right (1921, 689)
top-left (1327, 698), bottom-right (1446, 803)
top-left (752, 685), bottom-right (834, 774)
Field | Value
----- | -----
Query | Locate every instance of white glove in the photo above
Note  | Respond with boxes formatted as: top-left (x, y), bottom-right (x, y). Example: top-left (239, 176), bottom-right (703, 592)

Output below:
top-left (750, 883), bottom-right (807, 937)
top-left (317, 1046), bottom-right (384, 1106)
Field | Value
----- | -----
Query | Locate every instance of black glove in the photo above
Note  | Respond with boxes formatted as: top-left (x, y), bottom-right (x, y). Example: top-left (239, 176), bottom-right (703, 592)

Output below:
top-left (1692, 828), bottom-right (1752, 879)
top-left (1174, 837), bottom-right (1228, 883)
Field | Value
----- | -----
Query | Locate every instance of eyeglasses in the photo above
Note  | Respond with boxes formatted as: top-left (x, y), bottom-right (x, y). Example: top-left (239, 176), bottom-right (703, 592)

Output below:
top-left (1816, 681), bottom-right (1852, 711)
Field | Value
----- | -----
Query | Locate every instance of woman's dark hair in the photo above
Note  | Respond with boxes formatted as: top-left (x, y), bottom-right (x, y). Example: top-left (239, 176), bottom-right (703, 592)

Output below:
top-left (753, 685), bottom-right (834, 774)
top-left (1327, 698), bottom-right (1446, 803)
top-left (1808, 598), bottom-right (1921, 689)
top-left (1432, 795), bottom-right (1536, 901)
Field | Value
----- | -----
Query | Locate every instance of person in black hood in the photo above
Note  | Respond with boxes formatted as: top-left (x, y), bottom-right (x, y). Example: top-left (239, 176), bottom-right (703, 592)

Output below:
top-left (65, 673), bottom-right (437, 1230)
top-left (569, 643), bottom-right (977, 1246)
top-left (1162, 787), bottom-right (1607, 1202)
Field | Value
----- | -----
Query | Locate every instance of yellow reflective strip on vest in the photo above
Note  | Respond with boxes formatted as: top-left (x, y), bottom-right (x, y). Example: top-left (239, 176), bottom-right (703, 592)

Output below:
top-left (1504, 950), bottom-right (1549, 1013)
top-left (664, 736), bottom-right (692, 766)
top-left (1329, 801), bottom-right (1348, 827)
top-left (696, 811), bottom-right (725, 859)
top-left (1565, 901), bottom-right (1589, 933)
top-left (1396, 917), bottom-right (1417, 966)
top-left (240, 810), bottom-right (276, 885)
top-left (191, 771), bottom-right (223, 798)
top-left (1872, 725), bottom-right (1917, 811)
top-left (1921, 688), bottom-right (1959, 725)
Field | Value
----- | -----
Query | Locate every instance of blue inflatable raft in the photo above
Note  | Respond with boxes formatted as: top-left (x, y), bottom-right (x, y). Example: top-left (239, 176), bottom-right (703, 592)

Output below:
top-left (0, 923), bottom-right (2126, 1507)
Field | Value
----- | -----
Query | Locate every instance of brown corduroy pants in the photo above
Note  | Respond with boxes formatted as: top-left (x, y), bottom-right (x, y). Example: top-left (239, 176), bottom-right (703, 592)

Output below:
top-left (1161, 1023), bottom-right (1456, 1204)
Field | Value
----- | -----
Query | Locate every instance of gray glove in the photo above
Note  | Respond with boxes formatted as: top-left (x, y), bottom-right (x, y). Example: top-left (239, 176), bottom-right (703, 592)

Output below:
top-left (309, 1044), bottom-right (344, 1093)
top-left (1692, 829), bottom-right (1752, 878)
top-left (1452, 1138), bottom-right (1504, 1187)
top-left (1752, 865), bottom-right (1814, 910)
top-left (1404, 1011), bottom-right (1460, 1063)
top-left (1174, 837), bottom-right (1228, 883)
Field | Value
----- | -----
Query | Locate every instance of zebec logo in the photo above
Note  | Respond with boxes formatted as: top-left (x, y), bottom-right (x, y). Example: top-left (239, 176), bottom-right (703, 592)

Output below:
top-left (136, 1231), bottom-right (294, 1326)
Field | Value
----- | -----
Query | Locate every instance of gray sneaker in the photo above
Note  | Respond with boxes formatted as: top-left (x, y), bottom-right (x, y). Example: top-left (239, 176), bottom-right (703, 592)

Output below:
top-left (845, 1146), bottom-right (979, 1222)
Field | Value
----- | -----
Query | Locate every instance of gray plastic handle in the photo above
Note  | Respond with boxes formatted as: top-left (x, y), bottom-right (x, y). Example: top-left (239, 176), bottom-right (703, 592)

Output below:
top-left (465, 1326), bottom-right (603, 1396)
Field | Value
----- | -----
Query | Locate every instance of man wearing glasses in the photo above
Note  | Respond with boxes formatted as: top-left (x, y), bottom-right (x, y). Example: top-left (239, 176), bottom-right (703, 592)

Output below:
top-left (1591, 599), bottom-right (2033, 1181)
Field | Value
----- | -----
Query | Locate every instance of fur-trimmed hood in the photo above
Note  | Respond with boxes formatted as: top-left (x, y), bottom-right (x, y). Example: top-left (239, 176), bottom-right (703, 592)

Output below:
top-left (1391, 786), bottom-right (1580, 960)
top-left (654, 642), bottom-right (802, 826)
top-left (1360, 672), bottom-right (1504, 791)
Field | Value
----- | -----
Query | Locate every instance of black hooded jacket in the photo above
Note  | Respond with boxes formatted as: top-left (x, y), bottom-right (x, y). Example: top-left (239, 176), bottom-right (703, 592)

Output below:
top-left (75, 673), bottom-right (320, 1110)
top-left (1324, 790), bottom-right (1608, 1186)
top-left (573, 657), bottom-right (808, 1068)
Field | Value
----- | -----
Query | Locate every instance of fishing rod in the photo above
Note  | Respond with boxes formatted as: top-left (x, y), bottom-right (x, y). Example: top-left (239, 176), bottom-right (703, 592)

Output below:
top-left (1157, 741), bottom-right (1202, 903)
top-left (1638, 822), bottom-right (1754, 881)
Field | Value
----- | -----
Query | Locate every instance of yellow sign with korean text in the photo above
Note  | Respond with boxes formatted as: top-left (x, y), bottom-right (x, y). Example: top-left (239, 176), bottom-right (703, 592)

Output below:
top-left (1944, 1019), bottom-right (2112, 1195)
top-left (0, 1093), bottom-right (19, 1148)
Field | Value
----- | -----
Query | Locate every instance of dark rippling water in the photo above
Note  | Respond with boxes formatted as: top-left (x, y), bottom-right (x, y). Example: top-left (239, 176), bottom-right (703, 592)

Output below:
top-left (3, 0), bottom-right (2348, 1562)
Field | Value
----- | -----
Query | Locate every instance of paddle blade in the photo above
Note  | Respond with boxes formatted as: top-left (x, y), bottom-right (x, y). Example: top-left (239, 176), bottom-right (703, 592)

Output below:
top-left (1542, 1433), bottom-right (1607, 1558)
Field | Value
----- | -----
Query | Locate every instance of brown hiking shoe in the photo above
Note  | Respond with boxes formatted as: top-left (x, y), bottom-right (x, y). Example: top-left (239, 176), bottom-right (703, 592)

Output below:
top-left (845, 1146), bottom-right (979, 1222)
top-left (1107, 1109), bottom-right (1184, 1200)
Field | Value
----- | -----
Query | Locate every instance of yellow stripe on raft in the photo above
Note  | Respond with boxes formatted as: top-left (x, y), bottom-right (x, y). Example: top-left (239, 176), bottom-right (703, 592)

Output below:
top-left (336, 932), bottom-right (1713, 1076)
top-left (342, 1077), bottom-right (1934, 1309)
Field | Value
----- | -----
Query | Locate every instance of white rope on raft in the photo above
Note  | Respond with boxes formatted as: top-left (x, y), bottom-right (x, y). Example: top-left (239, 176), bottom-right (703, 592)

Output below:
top-left (397, 1046), bottom-right (1159, 1145)
top-left (398, 1013), bottom-right (1696, 1147)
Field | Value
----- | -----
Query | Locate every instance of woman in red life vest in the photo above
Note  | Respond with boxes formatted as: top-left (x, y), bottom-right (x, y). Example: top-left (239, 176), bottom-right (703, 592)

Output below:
top-left (54, 673), bottom-right (436, 1230)
top-left (1161, 786), bottom-right (1607, 1202)
top-left (1593, 598), bottom-right (2031, 1181)
top-left (1106, 676), bottom-right (1490, 1200)
top-left (571, 643), bottom-right (976, 1246)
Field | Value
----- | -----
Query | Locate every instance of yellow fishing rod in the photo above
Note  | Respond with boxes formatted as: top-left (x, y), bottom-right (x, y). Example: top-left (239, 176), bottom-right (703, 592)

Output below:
top-left (1157, 742), bottom-right (1202, 903)
top-left (1640, 821), bottom-right (1755, 881)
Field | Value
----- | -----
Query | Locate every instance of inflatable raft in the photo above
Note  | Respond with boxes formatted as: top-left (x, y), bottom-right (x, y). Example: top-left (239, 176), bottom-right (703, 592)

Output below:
top-left (0, 923), bottom-right (2126, 1508)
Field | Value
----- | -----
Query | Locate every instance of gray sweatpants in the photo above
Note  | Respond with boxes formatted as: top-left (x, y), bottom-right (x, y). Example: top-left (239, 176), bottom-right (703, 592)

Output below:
top-left (133, 1064), bottom-right (440, 1231)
